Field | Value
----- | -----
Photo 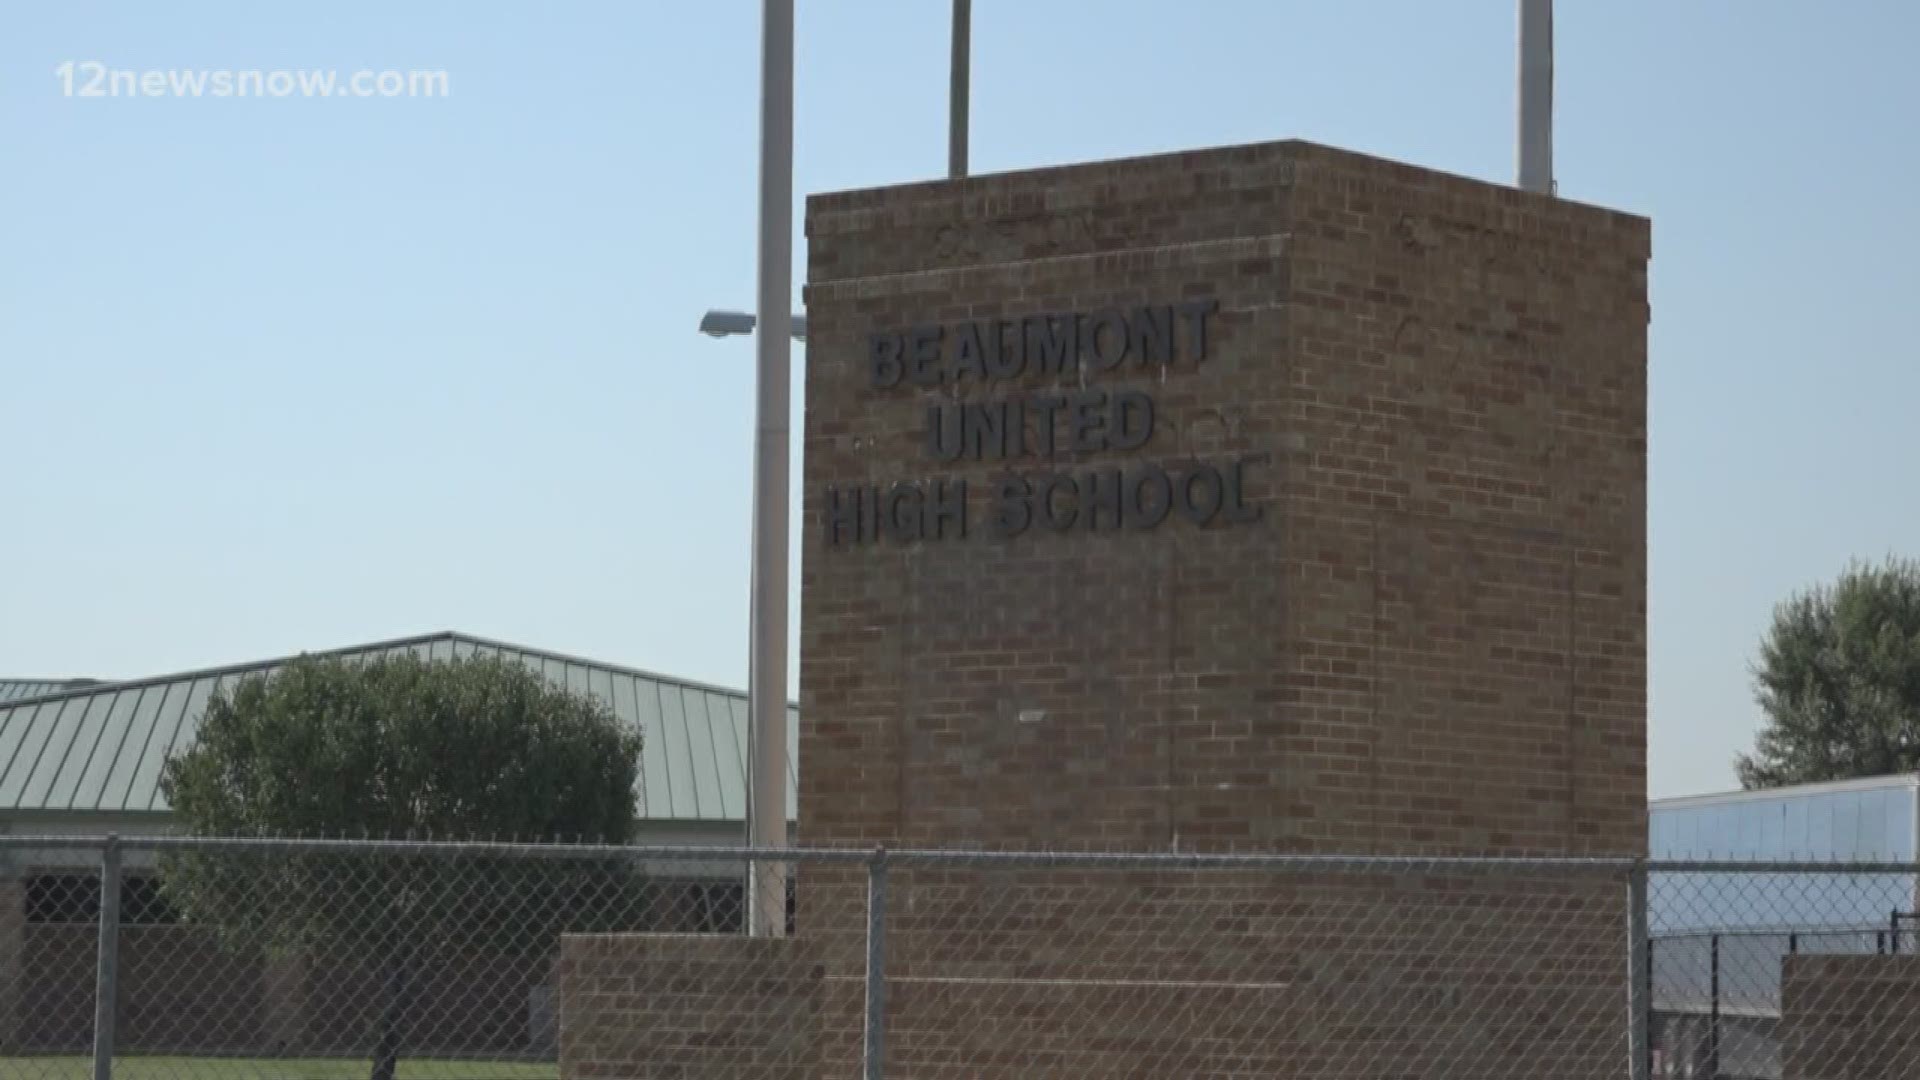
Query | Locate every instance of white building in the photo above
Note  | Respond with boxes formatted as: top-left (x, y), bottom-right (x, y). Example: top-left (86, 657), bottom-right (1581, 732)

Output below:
top-left (1648, 775), bottom-right (1920, 1079)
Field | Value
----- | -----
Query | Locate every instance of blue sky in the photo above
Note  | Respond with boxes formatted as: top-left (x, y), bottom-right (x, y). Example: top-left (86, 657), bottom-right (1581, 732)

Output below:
top-left (2, 2), bottom-right (1915, 800)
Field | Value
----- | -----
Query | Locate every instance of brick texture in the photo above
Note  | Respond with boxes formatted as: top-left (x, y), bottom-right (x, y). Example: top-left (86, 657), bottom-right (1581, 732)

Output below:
top-left (12, 926), bottom-right (297, 1054)
top-left (1781, 955), bottom-right (1920, 1080)
top-left (0, 878), bottom-right (21, 1053)
top-left (8, 926), bottom-right (551, 1056)
top-left (797, 139), bottom-right (1649, 1076)
top-left (13, 925), bottom-right (94, 1051)
top-left (557, 933), bottom-right (824, 1079)
top-left (875, 865), bottom-right (1622, 1078)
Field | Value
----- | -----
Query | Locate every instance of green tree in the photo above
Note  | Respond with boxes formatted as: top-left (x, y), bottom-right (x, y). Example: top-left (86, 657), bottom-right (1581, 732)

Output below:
top-left (1737, 556), bottom-right (1920, 788)
top-left (158, 653), bottom-right (643, 1080)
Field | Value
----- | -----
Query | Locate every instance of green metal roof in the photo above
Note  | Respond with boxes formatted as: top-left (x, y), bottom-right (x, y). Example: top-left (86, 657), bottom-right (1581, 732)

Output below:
top-left (0, 632), bottom-right (797, 824)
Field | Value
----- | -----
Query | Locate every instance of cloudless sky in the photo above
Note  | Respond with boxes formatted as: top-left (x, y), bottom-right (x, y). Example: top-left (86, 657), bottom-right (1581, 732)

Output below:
top-left (3, 2), bottom-right (1916, 801)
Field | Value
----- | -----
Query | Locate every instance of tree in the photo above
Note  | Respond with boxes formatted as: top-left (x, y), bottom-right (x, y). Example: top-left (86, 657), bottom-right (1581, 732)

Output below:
top-left (1737, 556), bottom-right (1920, 789)
top-left (158, 653), bottom-right (643, 1080)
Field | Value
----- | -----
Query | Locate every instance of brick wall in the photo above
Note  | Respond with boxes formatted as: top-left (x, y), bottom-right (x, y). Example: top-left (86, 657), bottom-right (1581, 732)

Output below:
top-left (292, 937), bottom-right (553, 1056)
top-left (12, 924), bottom-right (269, 1054)
top-left (1, 874), bottom-right (736, 1060)
top-left (558, 933), bottom-right (823, 1079)
top-left (119, 926), bottom-right (266, 1052)
top-left (798, 138), bottom-right (1649, 1076)
top-left (876, 865), bottom-right (1622, 1078)
top-left (0, 877), bottom-right (21, 1052)
top-left (7, 925), bottom-right (546, 1056)
top-left (1781, 955), bottom-right (1920, 1080)
top-left (14, 925), bottom-right (93, 1051)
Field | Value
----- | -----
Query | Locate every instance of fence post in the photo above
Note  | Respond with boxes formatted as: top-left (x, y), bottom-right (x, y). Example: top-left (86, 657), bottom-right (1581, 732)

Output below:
top-left (92, 835), bottom-right (121, 1080)
top-left (864, 846), bottom-right (888, 1080)
top-left (1627, 863), bottom-right (1650, 1080)
top-left (1708, 933), bottom-right (1720, 1080)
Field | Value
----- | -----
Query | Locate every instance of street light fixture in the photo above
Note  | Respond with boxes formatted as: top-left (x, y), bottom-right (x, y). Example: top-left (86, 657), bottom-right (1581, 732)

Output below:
top-left (700, 309), bottom-right (807, 341)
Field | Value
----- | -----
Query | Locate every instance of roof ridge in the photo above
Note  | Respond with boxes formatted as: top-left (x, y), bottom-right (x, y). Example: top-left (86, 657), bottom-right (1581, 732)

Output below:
top-left (0, 631), bottom-right (460, 706)
top-left (0, 631), bottom-right (799, 824)
top-left (442, 632), bottom-right (793, 706)
top-left (0, 676), bottom-right (114, 706)
top-left (0, 631), bottom-right (797, 710)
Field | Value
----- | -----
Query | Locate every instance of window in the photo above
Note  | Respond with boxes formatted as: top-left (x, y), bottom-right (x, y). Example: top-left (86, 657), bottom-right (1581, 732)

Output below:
top-left (122, 875), bottom-right (181, 923)
top-left (26, 874), bottom-right (95, 923)
top-left (24, 873), bottom-right (180, 924)
top-left (689, 880), bottom-right (744, 933)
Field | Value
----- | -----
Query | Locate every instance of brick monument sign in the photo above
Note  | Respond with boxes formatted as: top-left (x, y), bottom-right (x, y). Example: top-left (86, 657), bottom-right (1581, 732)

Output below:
top-left (798, 138), bottom-right (1648, 1075)
top-left (560, 138), bottom-right (1650, 1077)
top-left (801, 138), bottom-right (1646, 854)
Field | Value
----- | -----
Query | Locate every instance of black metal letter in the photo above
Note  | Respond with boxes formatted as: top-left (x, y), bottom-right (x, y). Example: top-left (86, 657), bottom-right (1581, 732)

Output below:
top-left (925, 479), bottom-right (967, 540)
top-left (869, 333), bottom-right (904, 389)
top-left (862, 486), bottom-right (881, 544)
top-left (1039, 473), bottom-right (1078, 531)
top-left (908, 325), bottom-right (944, 386)
top-left (1127, 306), bottom-right (1173, 367)
top-left (952, 322), bottom-right (987, 382)
top-left (1084, 309), bottom-right (1129, 371)
top-left (1109, 391), bottom-right (1154, 450)
top-left (986, 320), bottom-right (1023, 379)
top-left (1126, 465), bottom-right (1172, 529)
top-left (925, 404), bottom-right (963, 463)
top-left (1029, 395), bottom-right (1067, 459)
top-left (991, 475), bottom-right (1032, 539)
top-left (1175, 299), bottom-right (1219, 363)
top-left (1068, 391), bottom-right (1108, 453)
top-left (1179, 464), bottom-right (1224, 525)
top-left (1222, 453), bottom-right (1267, 523)
top-left (1082, 468), bottom-right (1124, 532)
top-left (962, 401), bottom-right (1009, 461)
top-left (827, 485), bottom-right (861, 546)
top-left (884, 483), bottom-right (924, 543)
top-left (1024, 315), bottom-right (1077, 376)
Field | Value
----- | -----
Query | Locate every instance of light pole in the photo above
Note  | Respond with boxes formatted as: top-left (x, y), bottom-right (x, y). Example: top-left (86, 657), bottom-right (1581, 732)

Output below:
top-left (950, 0), bottom-right (970, 178)
top-left (703, 0), bottom-right (797, 941)
top-left (1516, 0), bottom-right (1553, 194)
top-left (701, 286), bottom-right (801, 940)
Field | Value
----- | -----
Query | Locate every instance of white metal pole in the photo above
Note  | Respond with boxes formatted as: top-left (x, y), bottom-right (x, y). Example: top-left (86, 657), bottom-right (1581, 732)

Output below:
top-left (1517, 0), bottom-right (1554, 195)
top-left (747, 0), bottom-right (794, 939)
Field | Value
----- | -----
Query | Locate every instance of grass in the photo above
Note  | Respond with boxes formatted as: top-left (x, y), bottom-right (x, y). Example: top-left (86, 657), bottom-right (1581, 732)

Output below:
top-left (0, 1058), bottom-right (556, 1080)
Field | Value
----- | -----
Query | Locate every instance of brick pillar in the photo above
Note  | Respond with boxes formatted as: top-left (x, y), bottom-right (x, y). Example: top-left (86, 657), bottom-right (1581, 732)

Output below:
top-left (558, 933), bottom-right (822, 1079)
top-left (799, 138), bottom-right (1651, 1077)
top-left (1782, 954), bottom-right (1920, 1080)
top-left (801, 137), bottom-right (1650, 859)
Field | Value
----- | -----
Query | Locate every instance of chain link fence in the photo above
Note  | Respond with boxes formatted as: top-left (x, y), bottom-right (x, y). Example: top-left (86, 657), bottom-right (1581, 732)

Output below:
top-left (1648, 860), bottom-right (1920, 1079)
top-left (2, 837), bottom-right (1918, 1079)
